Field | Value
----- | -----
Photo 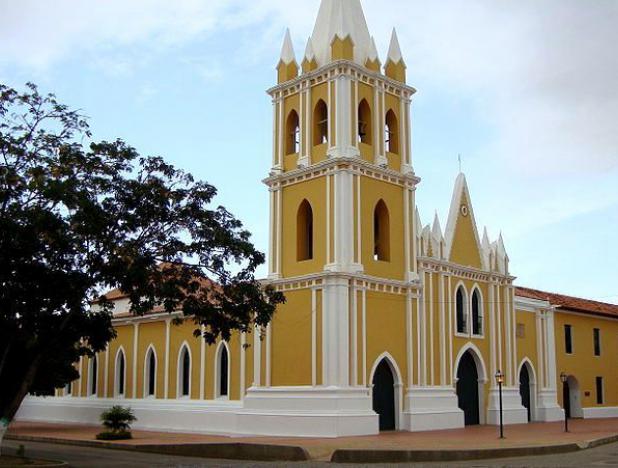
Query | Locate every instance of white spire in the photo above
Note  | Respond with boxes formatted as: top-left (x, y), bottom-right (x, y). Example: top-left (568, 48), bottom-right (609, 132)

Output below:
top-left (310, 0), bottom-right (372, 67)
top-left (482, 227), bottom-right (490, 250)
top-left (368, 36), bottom-right (379, 62)
top-left (415, 206), bottom-right (422, 237)
top-left (386, 28), bottom-right (403, 63)
top-left (280, 28), bottom-right (296, 65)
top-left (304, 37), bottom-right (315, 61)
top-left (432, 211), bottom-right (443, 241)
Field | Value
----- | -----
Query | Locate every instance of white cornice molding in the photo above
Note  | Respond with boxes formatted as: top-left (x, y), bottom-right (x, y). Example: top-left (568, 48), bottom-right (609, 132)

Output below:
top-left (264, 156), bottom-right (420, 189)
top-left (267, 59), bottom-right (416, 97)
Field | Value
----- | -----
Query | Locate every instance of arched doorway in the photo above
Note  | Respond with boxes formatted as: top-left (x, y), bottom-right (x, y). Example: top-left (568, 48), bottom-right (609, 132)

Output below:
top-left (519, 365), bottom-right (531, 422)
top-left (563, 375), bottom-right (582, 418)
top-left (456, 351), bottom-right (480, 425)
top-left (372, 359), bottom-right (395, 431)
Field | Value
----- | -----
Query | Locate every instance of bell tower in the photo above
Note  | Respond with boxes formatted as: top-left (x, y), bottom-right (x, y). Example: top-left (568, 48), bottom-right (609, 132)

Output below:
top-left (242, 0), bottom-right (422, 437)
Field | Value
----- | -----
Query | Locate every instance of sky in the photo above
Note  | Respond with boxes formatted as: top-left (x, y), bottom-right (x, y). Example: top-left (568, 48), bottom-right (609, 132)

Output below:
top-left (1, 0), bottom-right (617, 303)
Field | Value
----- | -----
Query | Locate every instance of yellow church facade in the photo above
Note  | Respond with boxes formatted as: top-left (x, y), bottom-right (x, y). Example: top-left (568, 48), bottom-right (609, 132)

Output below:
top-left (18, 0), bottom-right (617, 437)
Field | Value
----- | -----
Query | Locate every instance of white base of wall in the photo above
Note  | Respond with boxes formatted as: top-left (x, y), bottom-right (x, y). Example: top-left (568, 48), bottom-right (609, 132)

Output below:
top-left (583, 406), bottom-right (618, 419)
top-left (238, 386), bottom-right (378, 437)
top-left (486, 388), bottom-right (529, 425)
top-left (16, 397), bottom-right (241, 435)
top-left (402, 387), bottom-right (464, 431)
top-left (536, 389), bottom-right (564, 422)
top-left (17, 387), bottom-right (378, 438)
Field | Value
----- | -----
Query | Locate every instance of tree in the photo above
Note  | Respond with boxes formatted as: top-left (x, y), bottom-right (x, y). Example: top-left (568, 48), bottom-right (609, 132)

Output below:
top-left (0, 83), bottom-right (284, 451)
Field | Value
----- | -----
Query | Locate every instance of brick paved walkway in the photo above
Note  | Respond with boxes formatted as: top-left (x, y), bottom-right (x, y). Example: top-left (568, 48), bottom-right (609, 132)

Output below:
top-left (8, 418), bottom-right (618, 461)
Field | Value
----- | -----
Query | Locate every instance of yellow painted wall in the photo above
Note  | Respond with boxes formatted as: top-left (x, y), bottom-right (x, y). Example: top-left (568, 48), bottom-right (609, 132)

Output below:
top-left (555, 311), bottom-right (618, 408)
top-left (270, 288), bottom-right (313, 386)
top-left (361, 177), bottom-right (405, 280)
top-left (365, 290), bottom-right (407, 386)
top-left (515, 310), bottom-right (539, 380)
top-left (136, 321), bottom-right (166, 399)
top-left (281, 177), bottom-right (327, 277)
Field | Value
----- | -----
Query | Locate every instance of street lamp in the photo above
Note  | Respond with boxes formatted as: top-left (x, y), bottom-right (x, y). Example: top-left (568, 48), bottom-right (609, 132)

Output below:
top-left (560, 372), bottom-right (569, 432)
top-left (495, 369), bottom-right (505, 439)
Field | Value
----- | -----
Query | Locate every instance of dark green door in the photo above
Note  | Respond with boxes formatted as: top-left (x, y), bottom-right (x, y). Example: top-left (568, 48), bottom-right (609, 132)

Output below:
top-left (519, 365), bottom-right (531, 422)
top-left (456, 352), bottom-right (480, 425)
top-left (372, 359), bottom-right (395, 431)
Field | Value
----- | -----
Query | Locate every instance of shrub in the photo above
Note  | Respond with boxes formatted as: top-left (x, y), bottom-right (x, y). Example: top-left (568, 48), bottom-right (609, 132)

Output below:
top-left (97, 406), bottom-right (136, 440)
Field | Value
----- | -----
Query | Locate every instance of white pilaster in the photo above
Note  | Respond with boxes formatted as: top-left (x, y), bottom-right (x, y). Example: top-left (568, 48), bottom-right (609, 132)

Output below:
top-left (322, 276), bottom-right (350, 386)
top-left (327, 74), bottom-right (359, 158)
top-left (164, 318), bottom-right (171, 399)
top-left (132, 322), bottom-right (139, 398)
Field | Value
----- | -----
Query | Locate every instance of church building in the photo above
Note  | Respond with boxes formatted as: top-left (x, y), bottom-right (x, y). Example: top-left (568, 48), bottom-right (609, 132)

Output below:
top-left (18, 0), bottom-right (618, 437)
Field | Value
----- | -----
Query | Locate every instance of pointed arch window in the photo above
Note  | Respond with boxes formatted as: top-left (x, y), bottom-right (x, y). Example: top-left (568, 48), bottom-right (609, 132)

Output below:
top-left (456, 286), bottom-right (468, 334)
top-left (313, 100), bottom-right (328, 145)
top-left (179, 345), bottom-right (191, 398)
top-left (115, 349), bottom-right (126, 397)
top-left (373, 200), bottom-right (390, 261)
top-left (285, 110), bottom-right (300, 154)
top-left (145, 347), bottom-right (157, 397)
top-left (358, 99), bottom-right (372, 144)
top-left (88, 355), bottom-right (98, 396)
top-left (217, 344), bottom-right (229, 398)
top-left (384, 109), bottom-right (399, 154)
top-left (472, 289), bottom-right (483, 335)
top-left (297, 199), bottom-right (313, 261)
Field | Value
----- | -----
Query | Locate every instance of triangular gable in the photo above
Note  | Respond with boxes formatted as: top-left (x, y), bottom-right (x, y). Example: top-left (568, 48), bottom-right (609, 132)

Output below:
top-left (444, 173), bottom-right (483, 269)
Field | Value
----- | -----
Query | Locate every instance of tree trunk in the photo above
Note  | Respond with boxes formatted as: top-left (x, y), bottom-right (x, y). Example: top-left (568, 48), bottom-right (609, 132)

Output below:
top-left (0, 355), bottom-right (41, 455)
top-left (0, 418), bottom-right (8, 456)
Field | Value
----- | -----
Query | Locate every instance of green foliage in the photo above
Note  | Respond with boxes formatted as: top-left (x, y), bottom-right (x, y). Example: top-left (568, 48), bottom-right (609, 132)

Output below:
top-left (0, 82), bottom-right (285, 423)
top-left (99, 406), bottom-right (136, 434)
top-left (96, 431), bottom-right (133, 441)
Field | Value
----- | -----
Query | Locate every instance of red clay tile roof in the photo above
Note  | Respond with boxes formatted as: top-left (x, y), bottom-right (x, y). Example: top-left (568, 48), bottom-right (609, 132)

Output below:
top-left (516, 286), bottom-right (618, 319)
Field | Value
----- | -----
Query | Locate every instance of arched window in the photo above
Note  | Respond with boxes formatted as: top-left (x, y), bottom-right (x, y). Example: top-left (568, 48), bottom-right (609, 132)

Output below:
top-left (89, 356), bottom-right (98, 396)
top-left (285, 110), bottom-right (300, 154)
top-left (472, 289), bottom-right (483, 335)
top-left (179, 345), bottom-right (191, 398)
top-left (384, 110), bottom-right (399, 154)
top-left (217, 343), bottom-right (229, 398)
top-left (456, 286), bottom-right (467, 334)
top-left (145, 347), bottom-right (157, 397)
top-left (313, 100), bottom-right (328, 145)
top-left (115, 349), bottom-right (126, 397)
top-left (358, 99), bottom-right (372, 144)
top-left (297, 199), bottom-right (313, 261)
top-left (373, 200), bottom-right (390, 261)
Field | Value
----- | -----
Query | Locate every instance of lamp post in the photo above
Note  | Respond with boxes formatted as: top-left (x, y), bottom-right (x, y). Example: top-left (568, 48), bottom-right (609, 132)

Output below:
top-left (495, 370), bottom-right (505, 439)
top-left (560, 372), bottom-right (569, 432)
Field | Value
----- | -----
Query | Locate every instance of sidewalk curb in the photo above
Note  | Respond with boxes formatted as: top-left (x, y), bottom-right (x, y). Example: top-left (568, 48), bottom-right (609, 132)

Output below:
top-left (331, 434), bottom-right (618, 464)
top-left (6, 434), bottom-right (310, 462)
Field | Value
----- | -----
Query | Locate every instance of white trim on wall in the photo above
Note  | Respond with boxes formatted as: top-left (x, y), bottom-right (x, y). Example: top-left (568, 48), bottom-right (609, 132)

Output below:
top-left (176, 342), bottom-right (192, 399)
top-left (143, 344), bottom-right (158, 399)
top-left (369, 352), bottom-right (404, 430)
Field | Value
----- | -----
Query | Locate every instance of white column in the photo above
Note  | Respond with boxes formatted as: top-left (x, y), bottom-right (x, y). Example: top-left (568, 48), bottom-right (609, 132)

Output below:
top-left (104, 346), bottom-right (109, 398)
top-left (265, 323), bottom-right (272, 387)
top-left (328, 74), bottom-right (358, 158)
top-left (132, 322), bottom-right (139, 398)
top-left (164, 318), bottom-right (171, 399)
top-left (489, 283), bottom-right (497, 378)
top-left (240, 332), bottom-right (246, 398)
top-left (406, 291), bottom-right (413, 388)
top-left (253, 325), bottom-right (262, 386)
top-left (351, 284), bottom-right (358, 386)
top-left (362, 286), bottom-right (367, 386)
top-left (429, 272), bottom-right (434, 386)
top-left (322, 277), bottom-right (350, 387)
top-left (439, 273), bottom-right (446, 386)
top-left (312, 288), bottom-right (317, 386)
top-left (327, 168), bottom-right (360, 272)
top-left (199, 327), bottom-right (206, 399)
